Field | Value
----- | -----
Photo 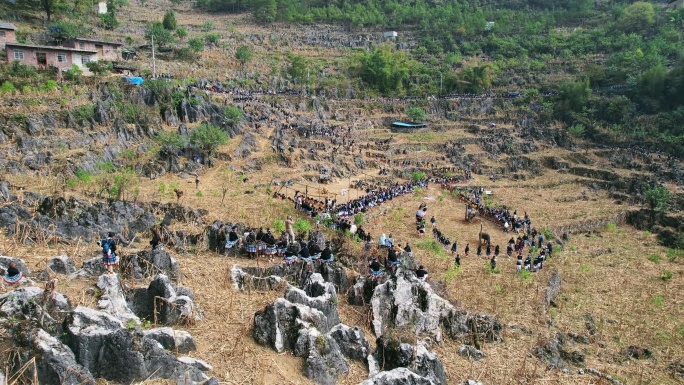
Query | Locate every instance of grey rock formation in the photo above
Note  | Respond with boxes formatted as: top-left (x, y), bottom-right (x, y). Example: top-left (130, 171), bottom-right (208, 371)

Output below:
top-left (128, 274), bottom-right (203, 325)
top-left (48, 255), bottom-right (77, 275)
top-left (374, 336), bottom-right (446, 385)
top-left (458, 344), bottom-right (486, 360)
top-left (327, 324), bottom-right (371, 362)
top-left (126, 248), bottom-right (180, 280)
top-left (285, 273), bottom-right (339, 327)
top-left (69, 257), bottom-right (106, 279)
top-left (0, 256), bottom-right (30, 275)
top-left (30, 329), bottom-right (96, 385)
top-left (534, 333), bottom-right (585, 372)
top-left (253, 298), bottom-right (331, 353)
top-left (544, 271), bottom-right (561, 309)
top-left (347, 276), bottom-right (375, 306)
top-left (96, 273), bottom-right (140, 324)
top-left (367, 268), bottom-right (502, 345)
top-left (360, 368), bottom-right (436, 385)
top-left (295, 328), bottom-right (349, 385)
top-left (0, 286), bottom-right (70, 321)
top-left (143, 327), bottom-right (197, 354)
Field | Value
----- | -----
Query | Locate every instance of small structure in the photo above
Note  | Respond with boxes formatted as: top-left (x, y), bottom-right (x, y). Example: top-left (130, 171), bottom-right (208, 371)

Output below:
top-left (484, 21), bottom-right (495, 32)
top-left (0, 21), bottom-right (17, 48)
top-left (62, 38), bottom-right (122, 60)
top-left (383, 31), bottom-right (398, 39)
top-left (390, 121), bottom-right (427, 133)
top-left (5, 43), bottom-right (97, 70)
top-left (96, 1), bottom-right (108, 14)
top-left (319, 166), bottom-right (331, 184)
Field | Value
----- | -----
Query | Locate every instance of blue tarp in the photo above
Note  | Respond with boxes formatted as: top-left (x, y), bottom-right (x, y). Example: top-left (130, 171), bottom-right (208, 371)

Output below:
top-left (125, 77), bottom-right (144, 85)
top-left (392, 121), bottom-right (427, 128)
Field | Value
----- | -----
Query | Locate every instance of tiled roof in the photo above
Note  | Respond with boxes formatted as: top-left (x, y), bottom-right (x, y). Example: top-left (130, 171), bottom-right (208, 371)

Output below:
top-left (0, 22), bottom-right (18, 30)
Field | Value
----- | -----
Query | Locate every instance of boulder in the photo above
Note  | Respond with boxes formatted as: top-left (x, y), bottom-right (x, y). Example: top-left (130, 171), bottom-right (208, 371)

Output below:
top-left (253, 298), bottom-right (331, 353)
top-left (458, 344), bottom-right (486, 360)
top-left (295, 328), bottom-right (349, 385)
top-left (442, 309), bottom-right (503, 345)
top-left (669, 360), bottom-right (684, 379)
top-left (359, 368), bottom-right (435, 385)
top-left (328, 324), bottom-right (371, 362)
top-left (143, 327), bottom-right (197, 354)
top-left (347, 276), bottom-right (375, 306)
top-left (231, 265), bottom-right (283, 291)
top-left (177, 356), bottom-right (213, 372)
top-left (543, 271), bottom-right (561, 309)
top-left (0, 286), bottom-right (70, 322)
top-left (128, 274), bottom-right (203, 325)
top-left (69, 257), bottom-right (106, 279)
top-left (463, 381), bottom-right (484, 385)
top-left (48, 255), bottom-right (77, 275)
top-left (534, 333), bottom-right (585, 372)
top-left (374, 337), bottom-right (446, 385)
top-left (0, 256), bottom-right (30, 275)
top-left (126, 249), bottom-right (180, 280)
top-left (30, 329), bottom-right (96, 385)
top-left (621, 346), bottom-right (652, 359)
top-left (96, 273), bottom-right (140, 324)
top-left (285, 273), bottom-right (339, 326)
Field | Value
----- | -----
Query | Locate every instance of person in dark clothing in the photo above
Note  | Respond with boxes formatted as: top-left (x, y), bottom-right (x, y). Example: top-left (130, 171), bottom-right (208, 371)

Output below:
top-left (369, 257), bottom-right (382, 276)
top-left (99, 232), bottom-right (118, 274)
top-left (150, 227), bottom-right (161, 250)
top-left (455, 254), bottom-right (461, 267)
top-left (216, 224), bottom-right (227, 253)
top-left (524, 254), bottom-right (532, 271)
top-left (507, 244), bottom-right (513, 257)
top-left (6, 263), bottom-right (20, 277)
top-left (547, 242), bottom-right (553, 257)
top-left (299, 242), bottom-right (310, 260)
top-left (309, 241), bottom-right (322, 256)
top-left (516, 253), bottom-right (523, 273)
top-left (404, 243), bottom-right (412, 256)
top-left (3, 262), bottom-right (23, 284)
top-left (490, 256), bottom-right (497, 271)
top-left (387, 247), bottom-right (397, 262)
top-left (486, 244), bottom-right (492, 257)
top-left (464, 243), bottom-right (470, 257)
top-left (477, 244), bottom-right (482, 257)
top-left (494, 244), bottom-right (500, 257)
top-left (416, 265), bottom-right (428, 281)
top-left (226, 226), bottom-right (241, 248)
top-left (430, 216), bottom-right (436, 227)
top-left (320, 243), bottom-right (333, 262)
top-left (450, 242), bottom-right (458, 254)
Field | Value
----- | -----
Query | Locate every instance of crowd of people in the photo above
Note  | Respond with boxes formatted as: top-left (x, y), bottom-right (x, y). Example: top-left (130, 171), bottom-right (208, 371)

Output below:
top-left (456, 187), bottom-right (532, 232)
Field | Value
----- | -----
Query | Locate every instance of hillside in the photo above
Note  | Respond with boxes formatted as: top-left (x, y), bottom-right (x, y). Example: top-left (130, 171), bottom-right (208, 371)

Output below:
top-left (0, 0), bottom-right (683, 385)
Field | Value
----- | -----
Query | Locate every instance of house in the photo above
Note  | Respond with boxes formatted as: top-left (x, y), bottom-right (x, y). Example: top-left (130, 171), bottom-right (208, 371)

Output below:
top-left (0, 21), bottom-right (17, 48)
top-left (96, 1), bottom-right (108, 14)
top-left (383, 31), bottom-right (398, 39)
top-left (5, 43), bottom-right (97, 70)
top-left (62, 38), bottom-right (122, 60)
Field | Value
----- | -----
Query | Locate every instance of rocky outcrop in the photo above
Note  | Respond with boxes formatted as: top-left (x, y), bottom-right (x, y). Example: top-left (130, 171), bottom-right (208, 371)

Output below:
top-left (128, 274), bottom-right (203, 325)
top-left (63, 306), bottom-right (210, 384)
top-left (285, 273), bottom-right (339, 326)
top-left (143, 327), bottom-right (197, 354)
top-left (374, 336), bottom-right (447, 385)
top-left (232, 261), bottom-right (351, 293)
top-left (328, 324), bottom-right (371, 363)
top-left (534, 333), bottom-right (585, 372)
top-left (295, 328), bottom-right (349, 385)
top-left (0, 286), bottom-right (71, 324)
top-left (69, 257), bottom-right (106, 279)
top-left (124, 248), bottom-right (180, 280)
top-left (95, 274), bottom-right (140, 324)
top-left (347, 276), bottom-right (376, 306)
top-left (458, 344), bottom-right (486, 360)
top-left (543, 271), bottom-right (561, 310)
top-left (360, 368), bottom-right (436, 385)
top-left (30, 329), bottom-right (96, 385)
top-left (253, 297), bottom-right (332, 352)
top-left (371, 269), bottom-right (502, 344)
top-left (47, 255), bottom-right (77, 275)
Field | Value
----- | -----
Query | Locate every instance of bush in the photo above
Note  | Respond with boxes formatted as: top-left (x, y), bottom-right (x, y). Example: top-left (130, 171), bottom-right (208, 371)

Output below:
top-left (647, 254), bottom-right (661, 263)
top-left (175, 47), bottom-right (197, 61)
top-left (42, 80), bottom-right (58, 91)
top-left (175, 26), bottom-right (188, 39)
top-left (64, 65), bottom-right (82, 82)
top-left (204, 33), bottom-right (220, 45)
top-left (202, 21), bottom-right (214, 32)
top-left (188, 38), bottom-right (204, 53)
top-left (411, 171), bottom-right (426, 181)
top-left (568, 124), bottom-right (586, 138)
top-left (660, 270), bottom-right (673, 281)
top-left (293, 219), bottom-right (312, 233)
top-left (406, 107), bottom-right (427, 122)
top-left (354, 213), bottom-right (364, 226)
top-left (272, 219), bottom-right (285, 233)
top-left (162, 10), bottom-right (177, 30)
top-left (86, 61), bottom-right (113, 75)
top-left (0, 81), bottom-right (16, 93)
top-left (189, 123), bottom-right (228, 155)
top-left (155, 130), bottom-right (187, 152)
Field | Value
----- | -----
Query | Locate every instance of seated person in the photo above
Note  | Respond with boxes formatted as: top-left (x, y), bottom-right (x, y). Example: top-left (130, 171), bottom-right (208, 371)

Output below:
top-left (378, 234), bottom-right (387, 248)
top-left (404, 243), bottom-right (412, 257)
top-left (226, 226), bottom-right (241, 248)
top-left (309, 241), bottom-right (322, 257)
top-left (3, 262), bottom-right (23, 285)
top-left (368, 257), bottom-right (382, 276)
top-left (386, 247), bottom-right (401, 266)
top-left (320, 243), bottom-right (334, 262)
top-left (386, 234), bottom-right (394, 248)
top-left (415, 265), bottom-right (428, 281)
top-left (299, 242), bottom-right (311, 263)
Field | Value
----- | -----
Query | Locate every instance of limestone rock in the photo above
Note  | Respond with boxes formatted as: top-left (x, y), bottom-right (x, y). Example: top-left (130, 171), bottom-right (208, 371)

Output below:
top-left (143, 327), bottom-right (197, 354)
top-left (544, 271), bottom-right (561, 309)
top-left (360, 368), bottom-right (436, 385)
top-left (295, 328), bottom-right (349, 385)
top-left (374, 337), bottom-right (446, 385)
top-left (48, 255), bottom-right (77, 275)
top-left (128, 274), bottom-right (203, 325)
top-left (285, 273), bottom-right (339, 327)
top-left (69, 257), bottom-right (106, 279)
top-left (328, 324), bottom-right (371, 362)
top-left (458, 344), bottom-right (486, 360)
top-left (30, 329), bottom-right (96, 385)
top-left (253, 298), bottom-right (331, 353)
top-left (96, 273), bottom-right (140, 324)
top-left (0, 286), bottom-right (70, 321)
top-left (126, 249), bottom-right (180, 280)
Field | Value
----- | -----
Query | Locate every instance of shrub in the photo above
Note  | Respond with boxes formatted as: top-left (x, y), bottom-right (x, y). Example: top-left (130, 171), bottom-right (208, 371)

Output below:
top-left (568, 124), bottom-right (586, 138)
top-left (155, 130), bottom-right (187, 153)
top-left (411, 171), bottom-right (426, 181)
top-left (64, 65), bottom-right (82, 82)
top-left (162, 10), bottom-right (177, 30)
top-left (42, 80), bottom-right (58, 91)
top-left (0, 81), bottom-right (16, 93)
top-left (406, 107), bottom-right (427, 122)
top-left (189, 123), bottom-right (228, 155)
top-left (188, 38), bottom-right (204, 53)
top-left (293, 219), bottom-right (312, 233)
top-left (605, 223), bottom-right (617, 232)
top-left (354, 213), bottom-right (364, 226)
top-left (175, 47), bottom-right (196, 61)
top-left (175, 26), bottom-right (188, 39)
top-left (518, 269), bottom-right (532, 283)
top-left (660, 270), bottom-right (673, 281)
top-left (651, 295), bottom-right (664, 307)
top-left (75, 169), bottom-right (93, 184)
top-left (204, 33), bottom-right (220, 45)
top-left (202, 21), bottom-right (214, 32)
top-left (272, 219), bottom-right (285, 233)
top-left (647, 254), bottom-right (661, 263)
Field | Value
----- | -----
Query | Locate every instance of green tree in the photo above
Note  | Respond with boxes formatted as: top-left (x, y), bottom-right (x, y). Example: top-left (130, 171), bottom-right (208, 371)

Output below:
top-left (188, 37), bottom-right (204, 52)
top-left (235, 45), bottom-right (253, 67)
top-left (163, 10), bottom-right (177, 30)
top-left (47, 21), bottom-right (86, 42)
top-left (644, 185), bottom-right (672, 215)
top-left (618, 2), bottom-right (655, 33)
top-left (145, 21), bottom-right (174, 47)
top-left (223, 106), bottom-right (243, 126)
top-left (406, 107), bottom-right (427, 122)
top-left (287, 54), bottom-right (309, 85)
top-left (356, 45), bottom-right (410, 95)
top-left (189, 123), bottom-right (228, 156)
top-left (558, 77), bottom-right (591, 113)
top-left (155, 130), bottom-right (187, 153)
top-left (253, 0), bottom-right (276, 22)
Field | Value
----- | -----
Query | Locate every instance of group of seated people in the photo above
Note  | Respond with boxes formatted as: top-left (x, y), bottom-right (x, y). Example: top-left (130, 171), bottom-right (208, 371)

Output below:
top-left (282, 240), bottom-right (334, 265)
top-left (457, 188), bottom-right (532, 232)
